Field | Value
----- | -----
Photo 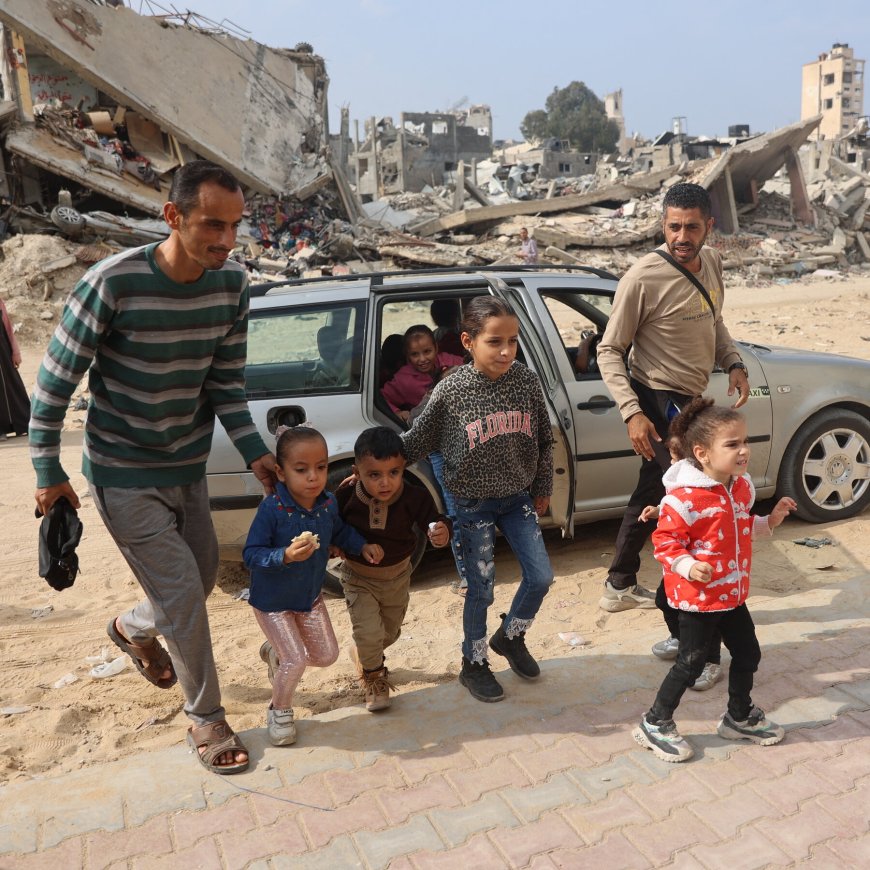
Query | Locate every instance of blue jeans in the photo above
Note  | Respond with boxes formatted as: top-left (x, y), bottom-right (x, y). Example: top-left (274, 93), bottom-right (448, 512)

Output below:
top-left (455, 492), bottom-right (553, 662)
top-left (429, 451), bottom-right (467, 584)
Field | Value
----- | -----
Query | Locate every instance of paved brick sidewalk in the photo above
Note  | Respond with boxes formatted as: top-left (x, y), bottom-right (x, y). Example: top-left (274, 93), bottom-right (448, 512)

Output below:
top-left (3, 591), bottom-right (869, 868)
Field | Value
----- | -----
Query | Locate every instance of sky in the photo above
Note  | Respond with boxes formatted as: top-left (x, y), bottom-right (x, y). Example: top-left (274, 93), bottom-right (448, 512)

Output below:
top-left (139, 0), bottom-right (870, 143)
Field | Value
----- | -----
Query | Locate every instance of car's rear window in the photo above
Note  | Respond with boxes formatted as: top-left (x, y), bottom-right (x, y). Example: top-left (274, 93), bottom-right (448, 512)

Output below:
top-left (245, 302), bottom-right (365, 397)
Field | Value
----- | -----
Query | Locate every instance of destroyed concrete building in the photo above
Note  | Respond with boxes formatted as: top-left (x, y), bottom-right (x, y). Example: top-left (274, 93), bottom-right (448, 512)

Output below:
top-left (0, 5), bottom-right (866, 290)
top-left (511, 138), bottom-right (598, 181)
top-left (352, 108), bottom-right (493, 198)
top-left (0, 0), bottom-right (334, 224)
top-left (628, 118), bottom-right (754, 174)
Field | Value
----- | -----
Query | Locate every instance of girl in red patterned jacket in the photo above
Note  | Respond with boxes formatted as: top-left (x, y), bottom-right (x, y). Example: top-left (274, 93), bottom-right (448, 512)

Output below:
top-left (633, 397), bottom-right (796, 762)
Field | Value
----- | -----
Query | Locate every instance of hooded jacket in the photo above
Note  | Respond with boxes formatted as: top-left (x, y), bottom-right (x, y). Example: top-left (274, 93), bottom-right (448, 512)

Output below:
top-left (652, 459), bottom-right (772, 613)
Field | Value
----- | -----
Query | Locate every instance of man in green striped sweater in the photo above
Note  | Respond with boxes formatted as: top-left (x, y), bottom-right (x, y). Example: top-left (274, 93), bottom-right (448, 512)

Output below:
top-left (30, 160), bottom-right (275, 775)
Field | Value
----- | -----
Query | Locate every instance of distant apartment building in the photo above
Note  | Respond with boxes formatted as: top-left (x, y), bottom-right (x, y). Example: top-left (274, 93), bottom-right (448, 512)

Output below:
top-left (801, 43), bottom-right (865, 139)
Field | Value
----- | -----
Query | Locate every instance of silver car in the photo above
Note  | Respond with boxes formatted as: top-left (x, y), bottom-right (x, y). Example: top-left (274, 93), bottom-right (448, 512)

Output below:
top-left (208, 266), bottom-right (870, 569)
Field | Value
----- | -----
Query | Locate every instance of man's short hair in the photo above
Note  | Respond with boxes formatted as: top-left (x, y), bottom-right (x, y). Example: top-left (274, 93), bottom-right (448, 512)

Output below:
top-left (662, 182), bottom-right (712, 220)
top-left (167, 160), bottom-right (241, 216)
top-left (354, 426), bottom-right (406, 461)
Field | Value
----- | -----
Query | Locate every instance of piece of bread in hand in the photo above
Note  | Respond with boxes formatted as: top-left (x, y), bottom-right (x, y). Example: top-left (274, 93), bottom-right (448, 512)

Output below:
top-left (292, 530), bottom-right (320, 549)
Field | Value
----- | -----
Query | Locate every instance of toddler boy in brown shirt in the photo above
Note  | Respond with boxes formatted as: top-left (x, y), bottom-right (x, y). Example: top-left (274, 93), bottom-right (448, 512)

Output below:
top-left (337, 426), bottom-right (450, 711)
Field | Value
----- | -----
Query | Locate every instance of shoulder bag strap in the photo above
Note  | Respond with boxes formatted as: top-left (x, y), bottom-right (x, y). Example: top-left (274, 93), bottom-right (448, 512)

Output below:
top-left (654, 249), bottom-right (715, 315)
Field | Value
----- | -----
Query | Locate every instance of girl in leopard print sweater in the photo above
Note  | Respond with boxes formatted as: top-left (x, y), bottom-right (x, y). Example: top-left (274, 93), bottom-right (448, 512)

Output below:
top-left (402, 295), bottom-right (554, 703)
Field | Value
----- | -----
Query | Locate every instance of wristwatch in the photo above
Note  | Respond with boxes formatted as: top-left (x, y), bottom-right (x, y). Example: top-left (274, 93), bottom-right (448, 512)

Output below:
top-left (727, 361), bottom-right (747, 374)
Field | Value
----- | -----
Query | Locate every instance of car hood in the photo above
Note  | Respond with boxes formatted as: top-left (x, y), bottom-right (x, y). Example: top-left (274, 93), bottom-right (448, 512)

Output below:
top-left (743, 341), bottom-right (870, 370)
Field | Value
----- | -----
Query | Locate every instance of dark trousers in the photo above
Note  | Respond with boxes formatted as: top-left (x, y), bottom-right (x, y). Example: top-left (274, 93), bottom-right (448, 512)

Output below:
top-left (655, 582), bottom-right (721, 664)
top-left (607, 379), bottom-right (694, 589)
top-left (648, 604), bottom-right (761, 723)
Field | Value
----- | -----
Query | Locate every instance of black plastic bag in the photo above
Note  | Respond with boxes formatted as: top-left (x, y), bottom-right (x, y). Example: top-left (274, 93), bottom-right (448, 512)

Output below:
top-left (36, 497), bottom-right (83, 591)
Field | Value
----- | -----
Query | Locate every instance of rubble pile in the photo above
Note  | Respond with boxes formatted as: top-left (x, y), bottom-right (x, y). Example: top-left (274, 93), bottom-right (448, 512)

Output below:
top-left (34, 104), bottom-right (162, 190)
top-left (241, 189), bottom-right (359, 278)
top-left (0, 235), bottom-right (91, 343)
top-left (0, 3), bottom-right (867, 297)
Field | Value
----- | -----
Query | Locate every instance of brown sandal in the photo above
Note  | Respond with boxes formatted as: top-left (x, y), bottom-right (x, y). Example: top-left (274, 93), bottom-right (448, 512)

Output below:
top-left (107, 618), bottom-right (177, 689)
top-left (187, 721), bottom-right (249, 775)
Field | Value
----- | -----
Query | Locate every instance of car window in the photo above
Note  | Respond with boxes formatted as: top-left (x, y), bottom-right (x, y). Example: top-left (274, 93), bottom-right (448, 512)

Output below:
top-left (539, 290), bottom-right (614, 380)
top-left (381, 299), bottom-right (437, 339)
top-left (245, 302), bottom-right (365, 398)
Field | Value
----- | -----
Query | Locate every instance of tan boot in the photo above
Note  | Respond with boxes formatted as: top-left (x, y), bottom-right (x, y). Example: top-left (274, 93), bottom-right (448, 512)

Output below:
top-left (361, 665), bottom-right (395, 712)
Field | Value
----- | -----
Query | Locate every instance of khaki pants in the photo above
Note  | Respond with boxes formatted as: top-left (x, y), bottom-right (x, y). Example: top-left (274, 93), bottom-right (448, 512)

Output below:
top-left (340, 558), bottom-right (411, 671)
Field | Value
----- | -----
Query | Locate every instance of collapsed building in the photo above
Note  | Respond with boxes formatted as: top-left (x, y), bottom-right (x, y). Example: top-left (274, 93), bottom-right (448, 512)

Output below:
top-left (0, 7), bottom-right (867, 293)
top-left (351, 107), bottom-right (493, 198)
top-left (0, 0), bottom-right (359, 253)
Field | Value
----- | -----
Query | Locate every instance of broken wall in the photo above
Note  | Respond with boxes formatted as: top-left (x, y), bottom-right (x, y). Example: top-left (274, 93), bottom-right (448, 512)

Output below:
top-left (0, 1), bottom-right (329, 194)
top-left (538, 149), bottom-right (597, 179)
top-left (398, 111), bottom-right (492, 192)
top-left (27, 53), bottom-right (96, 107)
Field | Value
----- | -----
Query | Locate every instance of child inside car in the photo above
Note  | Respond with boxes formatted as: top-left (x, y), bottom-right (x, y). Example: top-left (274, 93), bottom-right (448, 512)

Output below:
top-left (381, 324), bottom-right (464, 422)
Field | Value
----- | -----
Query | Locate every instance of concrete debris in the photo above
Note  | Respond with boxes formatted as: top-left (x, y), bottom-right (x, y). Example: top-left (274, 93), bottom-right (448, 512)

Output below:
top-left (0, 5), bottom-right (867, 298)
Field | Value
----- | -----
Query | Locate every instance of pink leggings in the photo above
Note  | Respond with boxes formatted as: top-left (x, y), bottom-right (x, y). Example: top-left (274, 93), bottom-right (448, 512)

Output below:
top-left (254, 595), bottom-right (339, 708)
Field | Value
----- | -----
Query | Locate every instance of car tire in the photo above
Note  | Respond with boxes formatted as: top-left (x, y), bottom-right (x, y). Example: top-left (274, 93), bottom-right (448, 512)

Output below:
top-left (50, 205), bottom-right (85, 238)
top-left (322, 460), bottom-right (428, 598)
top-left (777, 408), bottom-right (870, 522)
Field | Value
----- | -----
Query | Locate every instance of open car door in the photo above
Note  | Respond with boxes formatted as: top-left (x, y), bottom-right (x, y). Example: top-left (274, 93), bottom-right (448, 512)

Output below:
top-left (482, 276), bottom-right (575, 538)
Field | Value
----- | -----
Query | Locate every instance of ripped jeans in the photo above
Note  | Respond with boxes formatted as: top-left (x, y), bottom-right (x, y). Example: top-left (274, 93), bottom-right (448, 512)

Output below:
top-left (456, 492), bottom-right (553, 663)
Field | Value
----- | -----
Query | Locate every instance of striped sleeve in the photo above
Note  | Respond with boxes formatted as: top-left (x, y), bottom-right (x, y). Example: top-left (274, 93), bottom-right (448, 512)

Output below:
top-left (30, 269), bottom-right (116, 487)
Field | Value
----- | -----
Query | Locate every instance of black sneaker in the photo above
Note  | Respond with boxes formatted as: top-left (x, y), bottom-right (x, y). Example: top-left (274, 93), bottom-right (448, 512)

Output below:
top-left (459, 656), bottom-right (504, 702)
top-left (489, 614), bottom-right (540, 679)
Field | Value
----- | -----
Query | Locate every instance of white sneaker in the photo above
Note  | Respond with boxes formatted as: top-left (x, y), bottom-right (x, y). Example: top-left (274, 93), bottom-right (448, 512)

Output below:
top-left (267, 705), bottom-right (297, 746)
top-left (652, 636), bottom-right (679, 660)
top-left (599, 581), bottom-right (656, 612)
top-left (717, 707), bottom-right (785, 746)
top-left (690, 662), bottom-right (723, 692)
top-left (632, 716), bottom-right (694, 762)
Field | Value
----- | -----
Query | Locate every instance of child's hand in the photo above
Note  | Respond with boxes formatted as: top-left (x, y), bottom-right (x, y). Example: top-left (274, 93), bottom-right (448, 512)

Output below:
top-left (427, 520), bottom-right (449, 547)
top-left (533, 496), bottom-right (550, 516)
top-left (639, 504), bottom-right (659, 523)
top-left (689, 561), bottom-right (713, 583)
top-left (361, 543), bottom-right (384, 564)
top-left (328, 544), bottom-right (346, 559)
top-left (397, 410), bottom-right (410, 422)
top-left (768, 497), bottom-right (797, 530)
top-left (283, 537), bottom-right (317, 563)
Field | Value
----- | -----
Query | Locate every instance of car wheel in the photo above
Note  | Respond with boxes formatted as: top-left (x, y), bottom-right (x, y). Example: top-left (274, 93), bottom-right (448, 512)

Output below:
top-left (50, 205), bottom-right (85, 238)
top-left (777, 409), bottom-right (870, 522)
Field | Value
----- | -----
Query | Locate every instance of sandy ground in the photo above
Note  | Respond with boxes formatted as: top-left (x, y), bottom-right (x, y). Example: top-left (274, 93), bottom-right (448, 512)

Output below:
top-left (2, 270), bottom-right (869, 783)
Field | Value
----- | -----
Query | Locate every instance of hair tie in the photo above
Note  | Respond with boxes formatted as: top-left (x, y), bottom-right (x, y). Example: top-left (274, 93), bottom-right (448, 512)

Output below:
top-left (275, 421), bottom-right (315, 438)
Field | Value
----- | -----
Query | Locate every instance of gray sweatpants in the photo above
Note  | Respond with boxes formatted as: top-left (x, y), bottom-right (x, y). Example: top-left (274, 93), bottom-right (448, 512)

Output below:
top-left (90, 479), bottom-right (223, 727)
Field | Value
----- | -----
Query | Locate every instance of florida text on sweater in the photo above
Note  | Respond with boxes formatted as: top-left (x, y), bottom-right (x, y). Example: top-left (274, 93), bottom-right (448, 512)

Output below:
top-left (465, 409), bottom-right (533, 449)
top-left (29, 243), bottom-right (268, 489)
